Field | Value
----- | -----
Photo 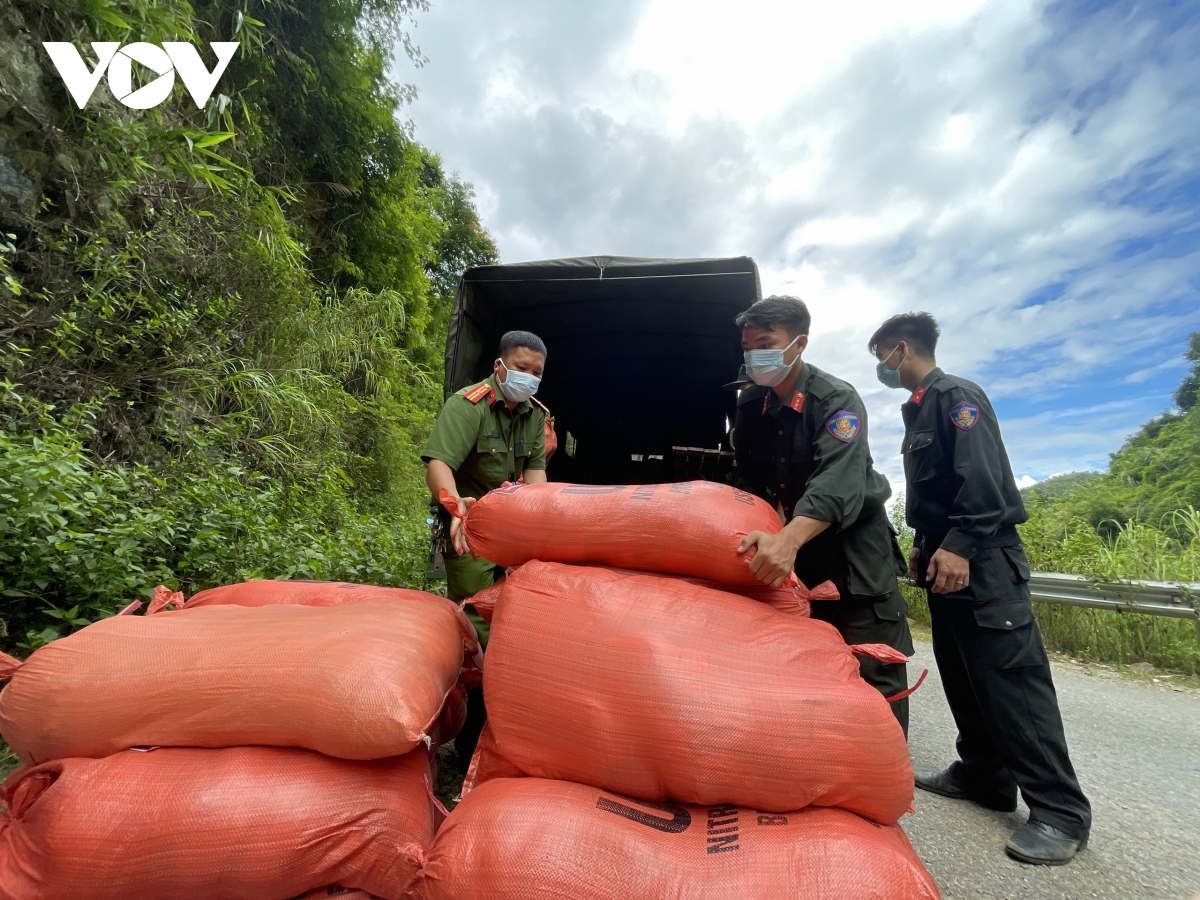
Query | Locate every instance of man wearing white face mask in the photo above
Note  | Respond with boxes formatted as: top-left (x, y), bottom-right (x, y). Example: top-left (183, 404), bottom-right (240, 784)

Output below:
top-left (732, 296), bottom-right (915, 734)
top-left (422, 330), bottom-right (549, 770)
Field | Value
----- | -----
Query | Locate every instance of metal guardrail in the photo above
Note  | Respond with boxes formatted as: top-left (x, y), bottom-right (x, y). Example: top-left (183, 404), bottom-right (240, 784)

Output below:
top-left (903, 572), bottom-right (1200, 640)
top-left (1027, 572), bottom-right (1200, 620)
top-left (1027, 572), bottom-right (1200, 641)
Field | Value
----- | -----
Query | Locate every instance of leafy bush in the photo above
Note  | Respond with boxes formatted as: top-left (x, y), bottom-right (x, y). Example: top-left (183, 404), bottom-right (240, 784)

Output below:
top-left (0, 0), bottom-right (496, 654)
top-left (0, 409), bottom-right (428, 652)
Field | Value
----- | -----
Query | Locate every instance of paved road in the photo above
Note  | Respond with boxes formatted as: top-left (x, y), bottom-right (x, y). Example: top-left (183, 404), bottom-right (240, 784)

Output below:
top-left (904, 639), bottom-right (1200, 900)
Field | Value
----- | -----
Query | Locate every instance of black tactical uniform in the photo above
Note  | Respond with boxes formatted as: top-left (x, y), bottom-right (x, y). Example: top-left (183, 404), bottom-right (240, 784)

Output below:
top-left (734, 362), bottom-right (915, 734)
top-left (902, 367), bottom-right (1091, 839)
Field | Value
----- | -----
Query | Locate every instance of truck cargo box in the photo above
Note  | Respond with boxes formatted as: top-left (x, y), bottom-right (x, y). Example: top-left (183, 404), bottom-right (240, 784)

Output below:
top-left (444, 255), bottom-right (760, 485)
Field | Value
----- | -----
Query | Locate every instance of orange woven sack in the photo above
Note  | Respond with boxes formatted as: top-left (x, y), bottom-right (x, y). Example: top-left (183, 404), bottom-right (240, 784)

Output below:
top-left (0, 746), bottom-right (434, 900)
top-left (466, 562), bottom-right (913, 824)
top-left (0, 597), bottom-right (469, 764)
top-left (416, 778), bottom-right (940, 900)
top-left (468, 569), bottom-right (836, 624)
top-left (186, 579), bottom-right (435, 609)
top-left (441, 480), bottom-right (794, 586)
top-left (176, 579), bottom-right (484, 686)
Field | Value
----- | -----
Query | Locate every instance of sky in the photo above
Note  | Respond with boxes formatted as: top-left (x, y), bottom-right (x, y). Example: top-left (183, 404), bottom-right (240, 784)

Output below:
top-left (396, 0), bottom-right (1200, 491)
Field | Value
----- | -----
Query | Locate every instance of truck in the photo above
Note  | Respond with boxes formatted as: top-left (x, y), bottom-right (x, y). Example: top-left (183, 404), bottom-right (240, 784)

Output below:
top-left (442, 254), bottom-right (761, 486)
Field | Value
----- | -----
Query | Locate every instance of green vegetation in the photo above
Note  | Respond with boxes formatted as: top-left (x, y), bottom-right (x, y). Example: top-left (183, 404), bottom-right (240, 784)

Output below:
top-left (1023, 332), bottom-right (1200, 537)
top-left (901, 332), bottom-right (1200, 674)
top-left (1019, 471), bottom-right (1102, 501)
top-left (0, 0), bottom-right (497, 655)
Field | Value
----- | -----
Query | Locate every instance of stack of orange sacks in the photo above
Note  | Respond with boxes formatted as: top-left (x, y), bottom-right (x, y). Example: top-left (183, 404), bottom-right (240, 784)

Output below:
top-left (416, 481), bottom-right (940, 900)
top-left (0, 581), bottom-right (482, 900)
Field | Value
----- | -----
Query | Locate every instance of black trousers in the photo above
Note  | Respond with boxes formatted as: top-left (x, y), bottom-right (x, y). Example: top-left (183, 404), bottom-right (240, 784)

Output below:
top-left (919, 539), bottom-right (1092, 838)
top-left (809, 585), bottom-right (915, 737)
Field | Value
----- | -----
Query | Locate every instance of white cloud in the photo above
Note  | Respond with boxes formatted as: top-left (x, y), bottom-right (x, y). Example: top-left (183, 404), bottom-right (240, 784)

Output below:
top-left (403, 0), bottom-right (1200, 485)
top-left (1015, 475), bottom-right (1039, 490)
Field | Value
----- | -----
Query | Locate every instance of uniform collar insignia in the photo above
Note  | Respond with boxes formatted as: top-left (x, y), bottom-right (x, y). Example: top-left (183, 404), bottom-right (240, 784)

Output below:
top-left (911, 386), bottom-right (926, 405)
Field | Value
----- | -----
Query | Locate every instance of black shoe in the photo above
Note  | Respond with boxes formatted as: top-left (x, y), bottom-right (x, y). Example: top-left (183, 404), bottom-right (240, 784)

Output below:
top-left (914, 768), bottom-right (1018, 812)
top-left (1005, 821), bottom-right (1088, 866)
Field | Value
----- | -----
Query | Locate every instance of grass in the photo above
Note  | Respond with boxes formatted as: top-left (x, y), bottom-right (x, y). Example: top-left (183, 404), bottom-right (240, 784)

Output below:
top-left (898, 505), bottom-right (1200, 675)
top-left (0, 737), bottom-right (16, 779)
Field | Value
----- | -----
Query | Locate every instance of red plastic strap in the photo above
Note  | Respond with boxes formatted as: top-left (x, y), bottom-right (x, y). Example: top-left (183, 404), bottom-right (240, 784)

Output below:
top-left (117, 600), bottom-right (143, 616)
top-left (0, 650), bottom-right (22, 680)
top-left (423, 772), bottom-right (451, 818)
top-left (8, 772), bottom-right (54, 819)
top-left (886, 668), bottom-right (929, 704)
top-left (808, 579), bottom-right (840, 601)
top-left (438, 489), bottom-right (464, 520)
top-left (848, 643), bottom-right (910, 664)
top-left (145, 585), bottom-right (185, 616)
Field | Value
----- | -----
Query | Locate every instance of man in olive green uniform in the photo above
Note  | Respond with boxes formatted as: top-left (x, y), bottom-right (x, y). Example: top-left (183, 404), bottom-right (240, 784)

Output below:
top-left (733, 296), bottom-right (915, 734)
top-left (422, 330), bottom-right (548, 769)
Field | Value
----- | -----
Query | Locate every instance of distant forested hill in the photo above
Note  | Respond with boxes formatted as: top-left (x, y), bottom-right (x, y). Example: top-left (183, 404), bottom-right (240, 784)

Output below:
top-left (1024, 332), bottom-right (1200, 537)
top-left (1021, 472), bottom-right (1103, 501)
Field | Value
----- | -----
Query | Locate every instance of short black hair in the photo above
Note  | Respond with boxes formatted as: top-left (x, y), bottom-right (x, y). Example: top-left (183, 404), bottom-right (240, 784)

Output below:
top-left (868, 312), bottom-right (939, 360)
top-left (498, 330), bottom-right (547, 359)
top-left (734, 295), bottom-right (811, 339)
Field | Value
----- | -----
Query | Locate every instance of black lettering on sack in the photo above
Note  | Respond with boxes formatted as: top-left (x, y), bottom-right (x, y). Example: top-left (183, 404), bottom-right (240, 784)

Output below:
top-left (631, 485), bottom-right (658, 501)
top-left (706, 805), bottom-right (740, 854)
top-left (756, 815), bottom-right (787, 826)
top-left (561, 486), bottom-right (627, 495)
top-left (731, 489), bottom-right (757, 506)
top-left (668, 483), bottom-right (692, 495)
top-left (597, 796), bottom-right (692, 833)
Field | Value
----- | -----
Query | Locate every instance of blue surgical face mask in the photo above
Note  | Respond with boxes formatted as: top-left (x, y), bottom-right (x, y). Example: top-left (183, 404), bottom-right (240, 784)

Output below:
top-left (497, 359), bottom-right (541, 402)
top-left (875, 345), bottom-right (906, 390)
top-left (744, 334), bottom-right (801, 387)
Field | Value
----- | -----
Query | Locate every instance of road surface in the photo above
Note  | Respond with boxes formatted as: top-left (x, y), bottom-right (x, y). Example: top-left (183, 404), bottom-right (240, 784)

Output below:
top-left (904, 639), bottom-right (1200, 900)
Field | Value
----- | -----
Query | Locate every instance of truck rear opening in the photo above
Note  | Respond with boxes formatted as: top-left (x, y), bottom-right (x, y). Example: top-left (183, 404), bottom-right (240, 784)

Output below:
top-left (444, 255), bottom-right (761, 485)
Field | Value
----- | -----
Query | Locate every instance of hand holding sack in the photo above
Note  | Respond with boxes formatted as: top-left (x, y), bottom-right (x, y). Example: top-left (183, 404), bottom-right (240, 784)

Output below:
top-left (441, 480), bottom-right (795, 586)
top-left (415, 778), bottom-right (940, 900)
top-left (0, 747), bottom-right (436, 900)
top-left (467, 562), bottom-right (913, 824)
top-left (0, 595), bottom-right (471, 764)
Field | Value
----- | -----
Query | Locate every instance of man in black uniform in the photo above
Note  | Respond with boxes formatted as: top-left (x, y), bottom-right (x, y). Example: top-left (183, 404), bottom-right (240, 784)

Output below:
top-left (868, 311), bottom-right (1091, 866)
top-left (733, 296), bottom-right (915, 735)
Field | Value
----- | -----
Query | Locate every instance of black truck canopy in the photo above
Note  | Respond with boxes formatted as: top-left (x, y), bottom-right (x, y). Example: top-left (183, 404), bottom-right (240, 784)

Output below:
top-left (444, 255), bottom-right (761, 484)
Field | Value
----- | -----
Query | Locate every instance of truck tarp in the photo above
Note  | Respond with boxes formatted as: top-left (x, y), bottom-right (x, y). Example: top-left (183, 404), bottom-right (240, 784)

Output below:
top-left (444, 255), bottom-right (761, 484)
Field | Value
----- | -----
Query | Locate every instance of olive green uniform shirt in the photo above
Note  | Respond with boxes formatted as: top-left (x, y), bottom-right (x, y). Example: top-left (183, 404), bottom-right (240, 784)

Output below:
top-left (421, 374), bottom-right (547, 501)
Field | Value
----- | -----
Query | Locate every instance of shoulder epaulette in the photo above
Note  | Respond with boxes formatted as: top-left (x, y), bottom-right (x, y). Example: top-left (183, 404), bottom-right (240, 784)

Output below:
top-left (463, 383), bottom-right (495, 405)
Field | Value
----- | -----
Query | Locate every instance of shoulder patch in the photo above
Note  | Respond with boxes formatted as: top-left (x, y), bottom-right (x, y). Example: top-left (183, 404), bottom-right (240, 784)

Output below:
top-left (463, 383), bottom-right (495, 405)
top-left (825, 409), bottom-right (860, 443)
top-left (949, 401), bottom-right (979, 431)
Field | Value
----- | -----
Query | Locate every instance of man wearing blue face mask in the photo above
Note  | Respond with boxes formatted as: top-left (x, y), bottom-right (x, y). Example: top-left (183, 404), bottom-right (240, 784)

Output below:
top-left (868, 312), bottom-right (1090, 866)
top-left (732, 295), bottom-right (915, 734)
top-left (422, 329), bottom-right (549, 770)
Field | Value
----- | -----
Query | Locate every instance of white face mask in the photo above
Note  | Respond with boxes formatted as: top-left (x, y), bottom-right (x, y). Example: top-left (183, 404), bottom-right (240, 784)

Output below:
top-left (744, 334), bottom-right (801, 387)
top-left (497, 359), bottom-right (541, 402)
